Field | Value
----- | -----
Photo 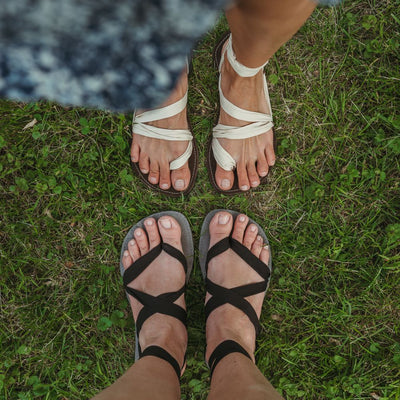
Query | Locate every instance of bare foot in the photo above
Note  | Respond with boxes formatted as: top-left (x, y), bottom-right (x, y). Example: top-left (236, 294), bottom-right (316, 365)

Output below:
top-left (122, 216), bottom-right (187, 368)
top-left (131, 70), bottom-right (191, 192)
top-left (215, 44), bottom-right (276, 192)
top-left (205, 211), bottom-right (270, 363)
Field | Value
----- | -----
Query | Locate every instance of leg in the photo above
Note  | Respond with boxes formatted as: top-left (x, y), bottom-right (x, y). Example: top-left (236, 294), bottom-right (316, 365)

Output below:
top-left (215, 0), bottom-right (317, 191)
top-left (204, 212), bottom-right (284, 400)
top-left (92, 357), bottom-right (180, 400)
top-left (92, 216), bottom-right (187, 399)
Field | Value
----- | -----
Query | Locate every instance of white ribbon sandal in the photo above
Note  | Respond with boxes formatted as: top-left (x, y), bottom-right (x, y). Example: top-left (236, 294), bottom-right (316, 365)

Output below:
top-left (207, 32), bottom-right (276, 194)
top-left (131, 85), bottom-right (198, 196)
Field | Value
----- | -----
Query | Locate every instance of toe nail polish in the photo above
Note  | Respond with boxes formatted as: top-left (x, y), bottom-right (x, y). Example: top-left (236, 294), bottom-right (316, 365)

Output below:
top-left (175, 179), bottom-right (184, 189)
top-left (221, 179), bottom-right (230, 188)
top-left (160, 218), bottom-right (172, 229)
top-left (218, 214), bottom-right (229, 225)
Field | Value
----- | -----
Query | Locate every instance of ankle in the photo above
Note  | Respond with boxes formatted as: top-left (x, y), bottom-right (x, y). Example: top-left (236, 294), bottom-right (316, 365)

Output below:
top-left (140, 322), bottom-right (187, 365)
top-left (206, 314), bottom-right (255, 363)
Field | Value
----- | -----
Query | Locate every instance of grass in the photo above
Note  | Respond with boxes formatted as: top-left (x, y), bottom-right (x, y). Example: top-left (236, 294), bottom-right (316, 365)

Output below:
top-left (0, 0), bottom-right (399, 399)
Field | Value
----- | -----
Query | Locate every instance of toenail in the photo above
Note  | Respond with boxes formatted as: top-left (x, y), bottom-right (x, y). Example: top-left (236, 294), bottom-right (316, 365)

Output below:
top-left (129, 239), bottom-right (136, 246)
top-left (221, 179), bottom-right (231, 188)
top-left (160, 218), bottom-right (172, 229)
top-left (131, 156), bottom-right (137, 162)
top-left (264, 244), bottom-right (269, 250)
top-left (252, 181), bottom-right (259, 187)
top-left (145, 219), bottom-right (153, 226)
top-left (270, 160), bottom-right (275, 166)
top-left (175, 179), bottom-right (185, 189)
top-left (239, 215), bottom-right (246, 222)
top-left (124, 250), bottom-right (129, 257)
top-left (135, 230), bottom-right (142, 237)
top-left (218, 214), bottom-right (230, 225)
top-left (259, 171), bottom-right (267, 177)
top-left (240, 185), bottom-right (249, 191)
top-left (160, 183), bottom-right (169, 189)
top-left (141, 169), bottom-right (149, 174)
top-left (250, 225), bottom-right (257, 232)
top-left (149, 176), bottom-right (157, 184)
top-left (257, 236), bottom-right (262, 241)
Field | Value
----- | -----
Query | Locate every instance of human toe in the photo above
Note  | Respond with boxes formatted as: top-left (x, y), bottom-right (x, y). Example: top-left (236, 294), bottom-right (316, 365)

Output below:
top-left (131, 142), bottom-right (140, 163)
top-left (122, 249), bottom-right (134, 270)
top-left (171, 164), bottom-right (190, 192)
top-left (243, 223), bottom-right (258, 249)
top-left (256, 152), bottom-right (269, 177)
top-left (208, 211), bottom-right (233, 247)
top-left (215, 165), bottom-right (234, 191)
top-left (251, 235), bottom-right (264, 258)
top-left (260, 245), bottom-right (270, 265)
top-left (247, 163), bottom-right (260, 188)
top-left (236, 162), bottom-right (250, 191)
top-left (128, 239), bottom-right (141, 260)
top-left (265, 137), bottom-right (276, 167)
top-left (134, 228), bottom-right (149, 254)
top-left (139, 153), bottom-right (150, 174)
top-left (148, 160), bottom-right (160, 185)
top-left (157, 216), bottom-right (182, 250)
top-left (231, 214), bottom-right (249, 242)
top-left (144, 218), bottom-right (161, 249)
top-left (158, 160), bottom-right (171, 190)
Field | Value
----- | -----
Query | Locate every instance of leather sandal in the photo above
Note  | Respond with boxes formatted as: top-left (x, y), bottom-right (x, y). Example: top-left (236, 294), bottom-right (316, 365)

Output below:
top-left (207, 32), bottom-right (276, 194)
top-left (131, 71), bottom-right (198, 197)
top-left (199, 209), bottom-right (272, 377)
top-left (120, 211), bottom-right (194, 379)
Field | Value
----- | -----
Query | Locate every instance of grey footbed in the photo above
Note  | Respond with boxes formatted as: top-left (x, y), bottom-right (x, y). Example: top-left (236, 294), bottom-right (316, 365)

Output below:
top-left (120, 211), bottom-right (193, 361)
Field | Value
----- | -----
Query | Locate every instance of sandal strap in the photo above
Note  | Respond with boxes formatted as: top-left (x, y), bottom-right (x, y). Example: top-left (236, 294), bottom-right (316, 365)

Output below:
top-left (123, 241), bottom-right (188, 355)
top-left (141, 345), bottom-right (182, 380)
top-left (205, 236), bottom-right (270, 335)
top-left (132, 90), bottom-right (193, 170)
top-left (212, 33), bottom-right (274, 172)
top-left (208, 340), bottom-right (252, 378)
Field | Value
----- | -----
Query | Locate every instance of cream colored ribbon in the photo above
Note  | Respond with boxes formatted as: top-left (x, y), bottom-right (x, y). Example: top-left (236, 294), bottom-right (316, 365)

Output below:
top-left (133, 91), bottom-right (193, 170)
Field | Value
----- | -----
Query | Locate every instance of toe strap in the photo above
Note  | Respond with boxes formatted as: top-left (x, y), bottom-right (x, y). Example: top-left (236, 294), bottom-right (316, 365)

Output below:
top-left (208, 340), bottom-right (252, 378)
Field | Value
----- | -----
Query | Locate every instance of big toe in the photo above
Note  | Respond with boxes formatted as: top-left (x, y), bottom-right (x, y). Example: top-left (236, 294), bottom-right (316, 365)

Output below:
top-left (171, 163), bottom-right (190, 192)
top-left (157, 216), bottom-right (183, 251)
top-left (208, 211), bottom-right (234, 247)
top-left (215, 165), bottom-right (234, 191)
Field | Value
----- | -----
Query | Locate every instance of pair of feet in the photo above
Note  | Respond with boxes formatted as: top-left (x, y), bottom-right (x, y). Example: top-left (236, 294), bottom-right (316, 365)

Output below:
top-left (121, 211), bottom-right (270, 372)
top-left (131, 49), bottom-right (276, 193)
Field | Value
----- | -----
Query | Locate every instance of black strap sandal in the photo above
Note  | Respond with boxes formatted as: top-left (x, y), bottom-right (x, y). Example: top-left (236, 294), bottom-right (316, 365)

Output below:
top-left (199, 209), bottom-right (272, 378)
top-left (120, 212), bottom-right (194, 380)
